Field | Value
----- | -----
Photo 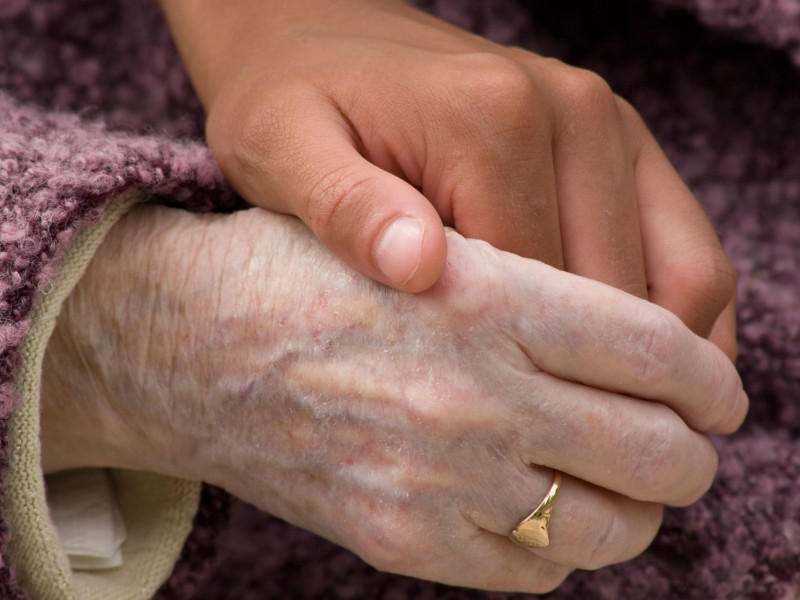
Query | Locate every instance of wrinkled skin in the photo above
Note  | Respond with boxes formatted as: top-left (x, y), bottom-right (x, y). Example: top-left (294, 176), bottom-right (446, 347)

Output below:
top-left (41, 205), bottom-right (746, 593)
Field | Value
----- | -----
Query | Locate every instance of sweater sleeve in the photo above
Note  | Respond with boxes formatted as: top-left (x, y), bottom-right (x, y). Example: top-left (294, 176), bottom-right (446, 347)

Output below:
top-left (5, 192), bottom-right (202, 600)
top-left (0, 92), bottom-right (237, 599)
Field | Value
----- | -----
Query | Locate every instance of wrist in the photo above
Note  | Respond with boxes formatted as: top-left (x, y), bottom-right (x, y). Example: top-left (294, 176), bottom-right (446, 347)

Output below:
top-left (157, 0), bottom-right (412, 108)
top-left (40, 206), bottom-right (218, 476)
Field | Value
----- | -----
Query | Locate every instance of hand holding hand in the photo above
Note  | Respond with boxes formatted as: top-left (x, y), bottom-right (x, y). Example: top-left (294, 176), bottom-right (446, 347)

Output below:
top-left (160, 0), bottom-right (737, 357)
top-left (40, 205), bottom-right (746, 593)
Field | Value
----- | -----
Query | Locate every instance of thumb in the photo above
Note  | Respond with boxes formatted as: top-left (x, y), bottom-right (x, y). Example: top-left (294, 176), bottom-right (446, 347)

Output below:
top-left (301, 156), bottom-right (448, 292)
top-left (210, 104), bottom-right (447, 293)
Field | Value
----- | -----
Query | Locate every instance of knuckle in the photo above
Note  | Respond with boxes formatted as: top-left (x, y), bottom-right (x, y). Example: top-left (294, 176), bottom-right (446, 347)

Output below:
top-left (678, 249), bottom-right (738, 308)
top-left (352, 500), bottom-right (426, 574)
top-left (360, 528), bottom-right (415, 574)
top-left (584, 511), bottom-right (622, 570)
top-left (627, 414), bottom-right (717, 504)
top-left (580, 502), bottom-right (662, 570)
top-left (348, 459), bottom-right (452, 576)
top-left (453, 54), bottom-right (541, 129)
top-left (690, 446), bottom-right (719, 504)
top-left (224, 103), bottom-right (291, 178)
top-left (575, 499), bottom-right (664, 570)
top-left (628, 309), bottom-right (678, 386)
top-left (613, 93), bottom-right (646, 128)
top-left (554, 63), bottom-right (617, 117)
top-left (305, 165), bottom-right (377, 236)
top-left (209, 86), bottom-right (312, 185)
top-left (628, 415), bottom-right (686, 498)
top-left (694, 359), bottom-right (747, 434)
top-left (656, 246), bottom-right (738, 338)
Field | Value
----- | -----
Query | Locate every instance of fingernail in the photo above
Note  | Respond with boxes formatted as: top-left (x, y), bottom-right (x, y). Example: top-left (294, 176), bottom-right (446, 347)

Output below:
top-left (373, 216), bottom-right (425, 286)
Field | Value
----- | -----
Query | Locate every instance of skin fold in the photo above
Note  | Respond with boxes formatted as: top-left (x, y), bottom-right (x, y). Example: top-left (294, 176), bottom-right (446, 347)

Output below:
top-left (40, 205), bottom-right (746, 593)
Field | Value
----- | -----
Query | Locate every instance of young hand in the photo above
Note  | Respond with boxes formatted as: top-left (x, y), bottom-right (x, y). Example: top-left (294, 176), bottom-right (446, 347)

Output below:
top-left (159, 0), bottom-right (738, 357)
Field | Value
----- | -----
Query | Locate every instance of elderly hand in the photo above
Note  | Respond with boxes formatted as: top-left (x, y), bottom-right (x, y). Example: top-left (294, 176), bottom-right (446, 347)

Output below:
top-left (41, 205), bottom-right (746, 593)
top-left (159, 0), bottom-right (737, 358)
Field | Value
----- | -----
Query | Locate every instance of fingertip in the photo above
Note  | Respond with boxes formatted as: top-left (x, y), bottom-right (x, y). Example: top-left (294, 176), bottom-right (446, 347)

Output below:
top-left (372, 214), bottom-right (447, 293)
top-left (730, 387), bottom-right (750, 433)
top-left (694, 345), bottom-right (749, 435)
top-left (716, 386), bottom-right (750, 435)
top-left (373, 216), bottom-right (425, 287)
top-left (707, 300), bottom-right (738, 362)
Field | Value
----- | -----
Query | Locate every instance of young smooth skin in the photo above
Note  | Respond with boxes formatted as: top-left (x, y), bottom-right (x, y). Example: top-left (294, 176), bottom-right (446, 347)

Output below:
top-left (158, 0), bottom-right (738, 357)
top-left (40, 205), bottom-right (747, 594)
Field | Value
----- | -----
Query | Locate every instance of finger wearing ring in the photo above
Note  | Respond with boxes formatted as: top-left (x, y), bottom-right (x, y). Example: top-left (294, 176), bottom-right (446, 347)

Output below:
top-left (509, 471), bottom-right (561, 549)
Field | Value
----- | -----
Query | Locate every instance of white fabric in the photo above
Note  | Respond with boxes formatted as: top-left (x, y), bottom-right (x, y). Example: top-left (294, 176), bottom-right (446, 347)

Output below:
top-left (46, 469), bottom-right (127, 571)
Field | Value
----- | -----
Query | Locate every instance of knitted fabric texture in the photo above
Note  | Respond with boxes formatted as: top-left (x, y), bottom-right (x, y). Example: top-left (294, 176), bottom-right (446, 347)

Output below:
top-left (0, 3), bottom-right (236, 597)
top-left (657, 0), bottom-right (800, 63)
top-left (1, 0), bottom-right (799, 599)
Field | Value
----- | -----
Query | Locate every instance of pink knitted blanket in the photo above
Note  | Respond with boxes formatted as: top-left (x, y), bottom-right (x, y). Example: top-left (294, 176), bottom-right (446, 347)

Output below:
top-left (2, 1), bottom-right (799, 598)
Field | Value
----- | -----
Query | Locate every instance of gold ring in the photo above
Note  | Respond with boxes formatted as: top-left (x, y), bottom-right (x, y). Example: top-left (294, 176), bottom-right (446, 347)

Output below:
top-left (509, 471), bottom-right (562, 549)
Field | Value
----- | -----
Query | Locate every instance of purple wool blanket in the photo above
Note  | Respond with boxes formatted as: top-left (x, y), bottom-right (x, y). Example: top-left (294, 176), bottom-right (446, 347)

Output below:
top-left (1, 0), bottom-right (799, 599)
